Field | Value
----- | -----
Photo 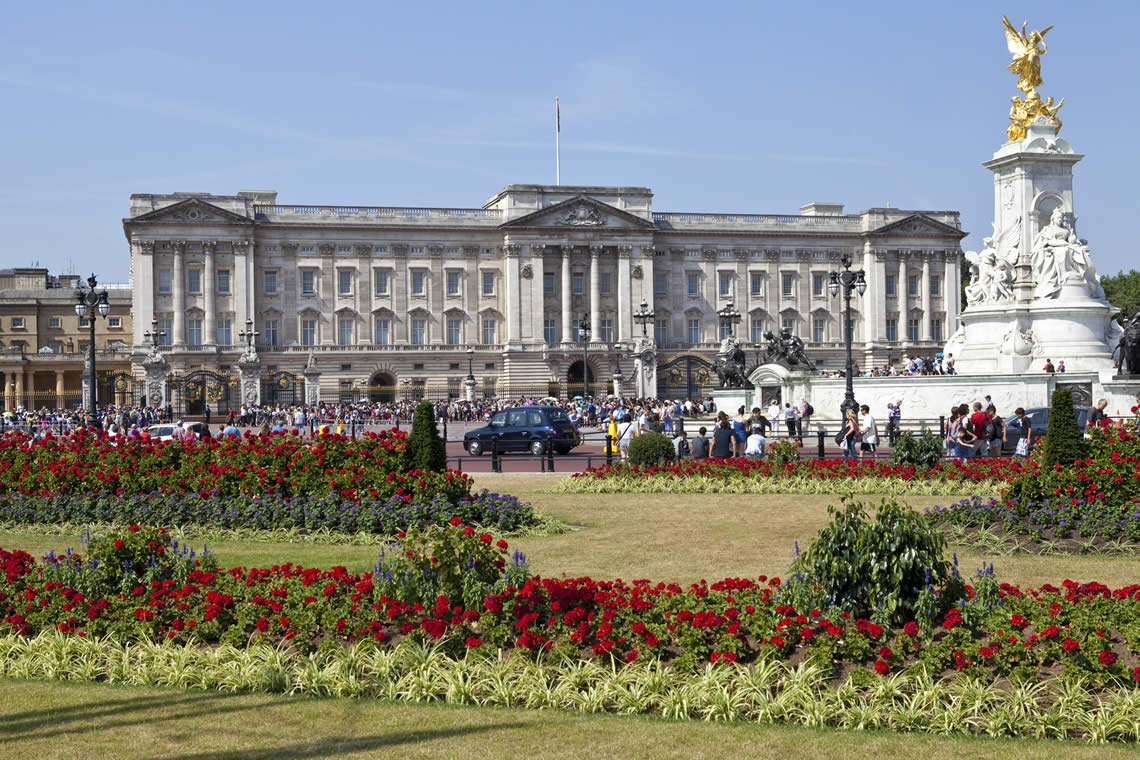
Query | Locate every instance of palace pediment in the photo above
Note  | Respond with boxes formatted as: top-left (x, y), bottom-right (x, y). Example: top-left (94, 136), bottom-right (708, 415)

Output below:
top-left (500, 195), bottom-right (655, 230)
top-left (868, 213), bottom-right (966, 239)
top-left (130, 198), bottom-right (254, 225)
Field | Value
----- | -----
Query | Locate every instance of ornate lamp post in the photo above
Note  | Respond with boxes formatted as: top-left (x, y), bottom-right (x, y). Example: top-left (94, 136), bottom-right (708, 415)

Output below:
top-left (74, 274), bottom-right (110, 418)
top-left (143, 318), bottom-right (166, 350)
top-left (464, 346), bottom-right (476, 402)
top-left (633, 300), bottom-right (655, 338)
top-left (828, 253), bottom-right (867, 417)
top-left (716, 302), bottom-right (741, 339)
top-left (238, 318), bottom-right (259, 352)
top-left (578, 313), bottom-right (591, 398)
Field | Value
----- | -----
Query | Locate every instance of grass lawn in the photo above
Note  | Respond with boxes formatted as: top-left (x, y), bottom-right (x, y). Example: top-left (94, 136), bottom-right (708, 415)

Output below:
top-left (2, 678), bottom-right (1138, 760)
top-left (3, 472), bottom-right (1140, 757)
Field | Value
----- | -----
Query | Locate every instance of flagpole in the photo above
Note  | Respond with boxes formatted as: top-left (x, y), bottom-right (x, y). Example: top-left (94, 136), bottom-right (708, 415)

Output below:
top-left (555, 97), bottom-right (561, 186)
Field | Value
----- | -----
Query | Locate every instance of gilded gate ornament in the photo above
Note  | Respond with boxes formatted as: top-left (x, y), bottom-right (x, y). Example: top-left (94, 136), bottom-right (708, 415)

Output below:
top-left (1003, 16), bottom-right (1063, 140)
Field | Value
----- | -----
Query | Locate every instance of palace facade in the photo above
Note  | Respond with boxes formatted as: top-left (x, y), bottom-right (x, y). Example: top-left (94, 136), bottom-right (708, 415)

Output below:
top-left (123, 184), bottom-right (965, 409)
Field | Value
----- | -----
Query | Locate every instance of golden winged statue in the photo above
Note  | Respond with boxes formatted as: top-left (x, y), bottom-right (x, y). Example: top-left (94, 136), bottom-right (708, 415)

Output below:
top-left (1003, 15), bottom-right (1053, 96)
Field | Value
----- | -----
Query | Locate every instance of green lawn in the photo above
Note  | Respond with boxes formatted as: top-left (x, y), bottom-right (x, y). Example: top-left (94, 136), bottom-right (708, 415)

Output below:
top-left (2, 472), bottom-right (1140, 757)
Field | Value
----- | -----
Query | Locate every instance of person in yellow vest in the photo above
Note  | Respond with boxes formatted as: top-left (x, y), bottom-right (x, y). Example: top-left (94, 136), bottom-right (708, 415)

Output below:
top-left (606, 416), bottom-right (618, 454)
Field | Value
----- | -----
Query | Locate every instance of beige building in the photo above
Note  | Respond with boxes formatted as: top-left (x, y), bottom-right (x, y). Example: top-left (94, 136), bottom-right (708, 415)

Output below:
top-left (123, 185), bottom-right (965, 409)
top-left (0, 268), bottom-right (133, 411)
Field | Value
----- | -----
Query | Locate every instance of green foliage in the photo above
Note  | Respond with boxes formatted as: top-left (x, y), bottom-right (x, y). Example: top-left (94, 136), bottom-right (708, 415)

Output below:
top-left (1041, 387), bottom-right (1088, 469)
top-left (788, 496), bottom-right (958, 626)
top-left (1101, 268), bottom-right (1140, 325)
top-left (766, 438), bottom-right (801, 465)
top-left (628, 431), bottom-right (676, 467)
top-left (407, 401), bottom-right (447, 472)
top-left (890, 431), bottom-right (945, 467)
top-left (373, 519), bottom-right (530, 609)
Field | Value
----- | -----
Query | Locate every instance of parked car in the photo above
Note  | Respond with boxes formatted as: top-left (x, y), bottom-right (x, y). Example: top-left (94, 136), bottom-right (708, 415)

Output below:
top-left (146, 421), bottom-right (206, 441)
top-left (1001, 406), bottom-right (1089, 454)
top-left (464, 406), bottom-right (580, 456)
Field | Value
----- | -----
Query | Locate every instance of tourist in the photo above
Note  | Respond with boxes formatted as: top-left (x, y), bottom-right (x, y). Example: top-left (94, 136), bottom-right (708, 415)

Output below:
top-left (839, 409), bottom-right (859, 460)
top-left (956, 403), bottom-right (977, 459)
top-left (1013, 407), bottom-right (1032, 456)
top-left (986, 404), bottom-right (1006, 453)
top-left (1087, 398), bottom-right (1109, 428)
top-left (605, 416), bottom-right (618, 456)
top-left (945, 406), bottom-right (962, 458)
top-left (733, 406), bottom-right (749, 457)
top-left (616, 415), bottom-right (637, 462)
top-left (766, 398), bottom-right (781, 424)
top-left (673, 430), bottom-right (691, 459)
top-left (744, 424), bottom-right (767, 459)
top-left (858, 404), bottom-right (878, 459)
top-left (968, 401), bottom-right (990, 457)
top-left (691, 426), bottom-right (710, 459)
top-left (711, 417), bottom-right (735, 458)
top-left (1058, 359), bottom-right (1066, 373)
top-left (1043, 358), bottom-right (1055, 373)
top-left (799, 399), bottom-right (813, 438)
top-left (783, 403), bottom-right (797, 438)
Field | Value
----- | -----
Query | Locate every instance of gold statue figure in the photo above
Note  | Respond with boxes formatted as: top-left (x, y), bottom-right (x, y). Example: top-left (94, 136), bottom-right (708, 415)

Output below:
top-left (1002, 15), bottom-right (1053, 96)
top-left (1007, 92), bottom-right (1064, 141)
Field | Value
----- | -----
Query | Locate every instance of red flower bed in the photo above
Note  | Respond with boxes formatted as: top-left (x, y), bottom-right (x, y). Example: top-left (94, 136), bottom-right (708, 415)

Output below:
top-left (3, 535), bottom-right (1138, 685)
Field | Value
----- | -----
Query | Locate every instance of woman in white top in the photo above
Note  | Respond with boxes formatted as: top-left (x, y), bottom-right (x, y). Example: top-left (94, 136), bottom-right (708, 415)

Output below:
top-left (617, 417), bottom-right (637, 462)
top-left (858, 404), bottom-right (878, 458)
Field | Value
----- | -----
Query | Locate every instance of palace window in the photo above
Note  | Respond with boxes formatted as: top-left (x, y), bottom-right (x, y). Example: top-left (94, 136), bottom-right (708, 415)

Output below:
top-left (187, 319), bottom-right (202, 346)
top-left (718, 271), bottom-right (733, 298)
top-left (446, 318), bottom-right (461, 345)
top-left (411, 271), bottom-right (426, 296)
top-left (482, 318), bottom-right (497, 345)
top-left (687, 319), bottom-right (701, 344)
top-left (301, 271), bottom-right (316, 296)
top-left (781, 317), bottom-right (795, 334)
top-left (48, 317), bottom-right (61, 329)
top-left (158, 270), bottom-right (172, 295)
top-left (374, 318), bottom-right (390, 345)
top-left (750, 272), bottom-right (764, 297)
top-left (157, 318), bottom-right (172, 346)
top-left (686, 272), bottom-right (700, 298)
top-left (654, 272), bottom-right (667, 296)
top-left (263, 270), bottom-right (277, 295)
top-left (813, 317), bottom-right (826, 343)
top-left (907, 317), bottom-right (920, 342)
top-left (187, 270), bottom-right (202, 294)
top-left (338, 317), bottom-right (353, 345)
top-left (543, 272), bottom-right (555, 295)
top-left (543, 319), bottom-right (556, 344)
top-left (264, 320), bottom-right (279, 347)
top-left (411, 318), bottom-right (426, 345)
top-left (751, 317), bottom-right (765, 344)
top-left (930, 274), bottom-right (942, 297)
top-left (11, 317), bottom-right (24, 329)
top-left (301, 319), bottom-right (317, 346)
top-left (931, 318), bottom-right (943, 342)
top-left (655, 319), bottom-right (668, 345)
top-left (217, 318), bottom-right (232, 346)
top-left (600, 272), bottom-right (612, 295)
top-left (599, 319), bottom-right (613, 343)
top-left (108, 317), bottom-right (122, 329)
top-left (338, 270), bottom-right (353, 296)
top-left (446, 271), bottom-right (461, 296)
top-left (217, 270), bottom-right (231, 294)
top-left (781, 273), bottom-right (794, 298)
top-left (812, 272), bottom-right (826, 297)
top-left (907, 273), bottom-right (920, 298)
top-left (886, 318), bottom-right (898, 342)
top-left (482, 271), bottom-right (495, 296)
top-left (885, 274), bottom-right (898, 297)
top-left (374, 270), bottom-right (389, 296)
top-left (571, 272), bottom-right (585, 295)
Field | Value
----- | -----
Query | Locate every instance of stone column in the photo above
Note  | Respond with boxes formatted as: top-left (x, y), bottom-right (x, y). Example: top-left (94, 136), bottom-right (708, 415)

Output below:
top-left (319, 243), bottom-right (335, 345)
top-left (54, 370), bottom-right (65, 405)
top-left (203, 241), bottom-right (217, 347)
top-left (303, 358), bottom-right (321, 405)
top-left (233, 241), bottom-right (252, 323)
top-left (504, 244), bottom-right (522, 347)
top-left (172, 240), bottom-right (186, 347)
top-left (392, 245), bottom-right (408, 344)
top-left (589, 244), bottom-right (602, 344)
top-left (464, 376), bottom-right (476, 403)
top-left (2, 371), bottom-right (10, 411)
top-left (617, 245), bottom-right (633, 342)
top-left (920, 253), bottom-right (932, 341)
top-left (132, 239), bottom-right (155, 348)
top-left (429, 246), bottom-right (444, 345)
top-left (561, 247), bottom-right (573, 343)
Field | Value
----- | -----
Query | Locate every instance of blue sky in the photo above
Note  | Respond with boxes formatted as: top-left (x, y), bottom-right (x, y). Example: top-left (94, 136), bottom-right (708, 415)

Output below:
top-left (1, 1), bottom-right (1136, 283)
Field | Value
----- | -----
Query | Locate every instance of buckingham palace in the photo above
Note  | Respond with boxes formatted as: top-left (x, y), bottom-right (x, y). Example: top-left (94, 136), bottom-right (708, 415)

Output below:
top-left (122, 184), bottom-right (965, 409)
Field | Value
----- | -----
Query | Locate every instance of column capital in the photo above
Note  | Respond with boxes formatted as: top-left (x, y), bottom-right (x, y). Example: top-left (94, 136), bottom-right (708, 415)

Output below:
top-left (232, 240), bottom-right (250, 255)
top-left (281, 242), bottom-right (298, 255)
top-left (589, 243), bottom-right (603, 257)
top-left (172, 240), bottom-right (186, 254)
top-left (616, 244), bottom-right (633, 257)
top-left (318, 243), bottom-right (335, 256)
top-left (134, 239), bottom-right (155, 256)
top-left (503, 243), bottom-right (521, 257)
top-left (639, 245), bottom-right (655, 257)
top-left (428, 245), bottom-right (444, 257)
top-left (463, 245), bottom-right (480, 258)
top-left (201, 241), bottom-right (217, 254)
top-left (355, 244), bottom-right (373, 256)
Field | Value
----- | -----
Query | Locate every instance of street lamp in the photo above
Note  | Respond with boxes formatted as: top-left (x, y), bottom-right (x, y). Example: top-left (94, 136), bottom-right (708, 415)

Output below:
top-left (633, 300), bottom-right (655, 339)
top-left (74, 274), bottom-right (111, 418)
top-left (828, 253), bottom-right (867, 417)
top-left (716, 302), bottom-right (742, 339)
top-left (465, 346), bottom-right (475, 380)
top-left (238, 318), bottom-right (259, 351)
top-left (578, 313), bottom-right (591, 398)
top-left (143, 318), bottom-right (166, 350)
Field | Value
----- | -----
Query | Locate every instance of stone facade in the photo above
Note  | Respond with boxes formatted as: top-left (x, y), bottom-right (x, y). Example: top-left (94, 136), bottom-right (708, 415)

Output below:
top-left (0, 269), bottom-right (134, 410)
top-left (123, 185), bottom-right (965, 407)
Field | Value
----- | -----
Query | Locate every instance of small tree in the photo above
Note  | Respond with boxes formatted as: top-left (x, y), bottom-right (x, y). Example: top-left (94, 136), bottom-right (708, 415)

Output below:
top-left (1041, 387), bottom-right (1088, 468)
top-left (628, 431), bottom-right (675, 467)
top-left (407, 400), bottom-right (447, 472)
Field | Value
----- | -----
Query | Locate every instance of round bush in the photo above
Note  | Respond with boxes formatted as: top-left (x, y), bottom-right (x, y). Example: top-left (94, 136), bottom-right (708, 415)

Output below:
top-left (628, 432), bottom-right (675, 467)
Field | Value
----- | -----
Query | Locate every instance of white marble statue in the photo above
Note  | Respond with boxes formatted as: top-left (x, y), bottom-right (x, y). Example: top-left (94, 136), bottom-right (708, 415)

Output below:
top-left (1031, 208), bottom-right (1103, 299)
top-left (963, 217), bottom-right (1020, 306)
